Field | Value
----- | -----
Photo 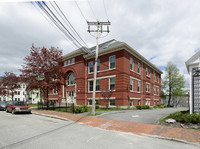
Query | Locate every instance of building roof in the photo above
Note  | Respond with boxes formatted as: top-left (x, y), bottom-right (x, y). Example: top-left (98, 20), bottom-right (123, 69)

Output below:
top-left (63, 39), bottom-right (162, 74)
top-left (185, 50), bottom-right (200, 73)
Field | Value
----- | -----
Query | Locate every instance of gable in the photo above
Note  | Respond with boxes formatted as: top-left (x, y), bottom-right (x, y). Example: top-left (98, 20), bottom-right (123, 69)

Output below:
top-left (186, 50), bottom-right (200, 72)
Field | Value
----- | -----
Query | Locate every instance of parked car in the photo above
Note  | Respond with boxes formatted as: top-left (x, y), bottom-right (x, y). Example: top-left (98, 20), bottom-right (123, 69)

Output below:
top-left (0, 101), bottom-right (7, 111)
top-left (6, 101), bottom-right (31, 114)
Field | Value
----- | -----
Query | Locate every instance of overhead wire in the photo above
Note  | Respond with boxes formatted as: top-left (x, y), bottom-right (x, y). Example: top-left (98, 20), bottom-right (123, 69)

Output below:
top-left (39, 1), bottom-right (87, 51)
top-left (31, 2), bottom-right (77, 50)
top-left (102, 0), bottom-right (109, 20)
top-left (87, 0), bottom-right (98, 21)
top-left (74, 0), bottom-right (87, 22)
top-left (52, 1), bottom-right (88, 48)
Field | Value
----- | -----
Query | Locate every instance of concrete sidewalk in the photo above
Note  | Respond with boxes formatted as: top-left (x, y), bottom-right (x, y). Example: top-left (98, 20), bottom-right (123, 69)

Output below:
top-left (32, 110), bottom-right (200, 144)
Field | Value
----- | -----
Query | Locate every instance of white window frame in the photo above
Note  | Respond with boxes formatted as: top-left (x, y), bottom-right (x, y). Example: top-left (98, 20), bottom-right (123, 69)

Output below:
top-left (146, 83), bottom-right (150, 93)
top-left (130, 78), bottom-right (133, 91)
top-left (138, 62), bottom-right (140, 74)
top-left (130, 57), bottom-right (133, 71)
top-left (71, 58), bottom-right (75, 64)
top-left (137, 80), bottom-right (140, 92)
top-left (109, 99), bottom-right (116, 107)
top-left (88, 80), bottom-right (100, 92)
top-left (146, 67), bottom-right (150, 77)
top-left (109, 55), bottom-right (116, 69)
top-left (88, 61), bottom-right (94, 73)
top-left (109, 77), bottom-right (116, 90)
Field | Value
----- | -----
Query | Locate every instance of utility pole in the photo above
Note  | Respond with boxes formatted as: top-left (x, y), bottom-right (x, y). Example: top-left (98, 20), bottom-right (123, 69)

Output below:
top-left (87, 21), bottom-right (111, 115)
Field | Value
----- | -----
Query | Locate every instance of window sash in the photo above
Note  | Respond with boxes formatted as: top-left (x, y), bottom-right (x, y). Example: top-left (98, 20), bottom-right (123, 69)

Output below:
top-left (130, 78), bottom-right (133, 91)
top-left (109, 56), bottom-right (115, 69)
top-left (138, 81), bottom-right (140, 92)
top-left (89, 80), bottom-right (100, 91)
top-left (110, 100), bottom-right (115, 106)
top-left (110, 77), bottom-right (115, 90)
top-left (138, 63), bottom-right (140, 73)
top-left (97, 59), bottom-right (100, 71)
top-left (130, 58), bottom-right (133, 70)
top-left (89, 61), bottom-right (93, 73)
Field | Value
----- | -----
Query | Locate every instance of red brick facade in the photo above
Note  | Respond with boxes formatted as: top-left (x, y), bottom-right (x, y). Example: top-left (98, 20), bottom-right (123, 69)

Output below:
top-left (49, 40), bottom-right (162, 107)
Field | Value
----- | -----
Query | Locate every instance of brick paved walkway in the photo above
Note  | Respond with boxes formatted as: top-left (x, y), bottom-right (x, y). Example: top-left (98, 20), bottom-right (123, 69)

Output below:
top-left (32, 110), bottom-right (200, 144)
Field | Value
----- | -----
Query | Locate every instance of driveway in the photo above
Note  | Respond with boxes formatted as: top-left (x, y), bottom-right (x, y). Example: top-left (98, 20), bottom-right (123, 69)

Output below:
top-left (1, 110), bottom-right (199, 149)
top-left (97, 107), bottom-right (188, 124)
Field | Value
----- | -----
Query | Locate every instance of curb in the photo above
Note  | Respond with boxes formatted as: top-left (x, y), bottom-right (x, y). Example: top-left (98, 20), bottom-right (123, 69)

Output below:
top-left (32, 112), bottom-right (69, 121)
top-left (142, 134), bottom-right (200, 146)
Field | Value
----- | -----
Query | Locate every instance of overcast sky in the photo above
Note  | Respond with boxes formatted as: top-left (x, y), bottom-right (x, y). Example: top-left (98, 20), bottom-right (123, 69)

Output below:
top-left (0, 0), bottom-right (200, 88)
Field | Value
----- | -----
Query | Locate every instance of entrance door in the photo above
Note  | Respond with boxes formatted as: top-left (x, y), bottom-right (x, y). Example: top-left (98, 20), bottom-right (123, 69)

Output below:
top-left (67, 90), bottom-right (76, 104)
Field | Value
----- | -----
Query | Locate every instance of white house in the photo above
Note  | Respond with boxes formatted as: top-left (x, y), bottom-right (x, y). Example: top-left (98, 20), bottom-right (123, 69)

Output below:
top-left (185, 51), bottom-right (200, 114)
top-left (0, 80), bottom-right (41, 104)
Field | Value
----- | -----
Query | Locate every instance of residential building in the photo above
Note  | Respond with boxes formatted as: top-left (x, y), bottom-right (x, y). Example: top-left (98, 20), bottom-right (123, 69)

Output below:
top-left (0, 77), bottom-right (40, 104)
top-left (186, 51), bottom-right (200, 114)
top-left (49, 39), bottom-right (162, 107)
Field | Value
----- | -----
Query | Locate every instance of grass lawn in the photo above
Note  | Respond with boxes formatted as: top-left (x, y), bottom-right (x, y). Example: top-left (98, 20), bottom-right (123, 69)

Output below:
top-left (29, 104), bottom-right (38, 107)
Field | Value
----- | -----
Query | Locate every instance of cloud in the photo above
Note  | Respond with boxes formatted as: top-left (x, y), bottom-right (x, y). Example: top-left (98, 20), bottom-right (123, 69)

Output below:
top-left (0, 0), bottom-right (200, 89)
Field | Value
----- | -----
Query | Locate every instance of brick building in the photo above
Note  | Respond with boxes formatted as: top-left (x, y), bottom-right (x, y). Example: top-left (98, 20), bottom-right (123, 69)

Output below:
top-left (49, 39), bottom-right (162, 107)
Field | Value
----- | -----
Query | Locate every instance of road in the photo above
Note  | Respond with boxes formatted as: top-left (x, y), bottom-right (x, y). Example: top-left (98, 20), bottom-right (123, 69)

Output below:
top-left (98, 107), bottom-right (188, 124)
top-left (0, 110), bottom-right (199, 149)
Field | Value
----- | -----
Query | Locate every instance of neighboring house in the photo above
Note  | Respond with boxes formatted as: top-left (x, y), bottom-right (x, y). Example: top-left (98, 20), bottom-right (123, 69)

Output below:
top-left (0, 77), bottom-right (40, 104)
top-left (186, 51), bottom-right (200, 114)
top-left (48, 39), bottom-right (162, 108)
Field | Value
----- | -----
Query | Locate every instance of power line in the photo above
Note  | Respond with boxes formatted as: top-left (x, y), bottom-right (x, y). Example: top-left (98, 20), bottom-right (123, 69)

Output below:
top-left (31, 2), bottom-right (77, 50)
top-left (87, 0), bottom-right (98, 21)
top-left (51, 1), bottom-right (88, 48)
top-left (74, 0), bottom-right (87, 22)
top-left (36, 1), bottom-right (81, 49)
top-left (102, 0), bottom-right (109, 20)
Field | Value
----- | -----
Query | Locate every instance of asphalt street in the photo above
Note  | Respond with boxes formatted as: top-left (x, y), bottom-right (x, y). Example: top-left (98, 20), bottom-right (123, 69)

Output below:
top-left (0, 110), bottom-right (199, 149)
top-left (97, 107), bottom-right (188, 124)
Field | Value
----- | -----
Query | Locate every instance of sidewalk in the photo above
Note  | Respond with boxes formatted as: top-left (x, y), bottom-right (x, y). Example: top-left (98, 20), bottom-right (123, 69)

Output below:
top-left (32, 110), bottom-right (200, 144)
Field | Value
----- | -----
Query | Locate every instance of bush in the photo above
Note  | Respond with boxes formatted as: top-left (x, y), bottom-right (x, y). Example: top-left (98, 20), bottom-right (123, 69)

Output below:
top-left (167, 110), bottom-right (200, 124)
top-left (74, 105), bottom-right (88, 113)
top-left (95, 105), bottom-right (100, 109)
top-left (136, 105), bottom-right (150, 110)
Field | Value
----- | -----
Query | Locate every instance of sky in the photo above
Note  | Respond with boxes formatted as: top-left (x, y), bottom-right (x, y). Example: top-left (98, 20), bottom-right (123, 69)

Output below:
top-left (0, 0), bottom-right (200, 89)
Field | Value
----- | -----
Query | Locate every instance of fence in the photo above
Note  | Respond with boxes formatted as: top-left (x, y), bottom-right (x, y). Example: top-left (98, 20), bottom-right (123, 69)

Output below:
top-left (37, 102), bottom-right (74, 113)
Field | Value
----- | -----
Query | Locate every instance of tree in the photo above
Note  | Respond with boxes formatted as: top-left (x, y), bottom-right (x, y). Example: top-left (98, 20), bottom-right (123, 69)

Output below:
top-left (2, 72), bottom-right (20, 101)
top-left (102, 86), bottom-right (113, 109)
top-left (162, 62), bottom-right (186, 107)
top-left (20, 45), bottom-right (64, 109)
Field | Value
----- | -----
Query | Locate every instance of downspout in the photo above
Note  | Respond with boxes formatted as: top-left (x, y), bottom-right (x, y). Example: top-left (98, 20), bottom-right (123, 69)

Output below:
top-left (141, 61), bottom-right (143, 105)
top-left (85, 58), bottom-right (87, 105)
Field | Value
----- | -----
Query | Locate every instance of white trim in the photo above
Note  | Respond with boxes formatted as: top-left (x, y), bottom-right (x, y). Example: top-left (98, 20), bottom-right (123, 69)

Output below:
top-left (49, 98), bottom-right (58, 100)
top-left (130, 97), bottom-right (141, 100)
top-left (87, 97), bottom-right (116, 100)
top-left (88, 79), bottom-right (100, 93)
top-left (88, 61), bottom-right (94, 74)
top-left (153, 98), bottom-right (159, 101)
top-left (109, 55), bottom-right (116, 69)
top-left (130, 76), bottom-right (141, 81)
top-left (88, 75), bottom-right (116, 81)
top-left (130, 57), bottom-right (133, 71)
top-left (109, 77), bottom-right (116, 91)
top-left (130, 69), bottom-right (141, 75)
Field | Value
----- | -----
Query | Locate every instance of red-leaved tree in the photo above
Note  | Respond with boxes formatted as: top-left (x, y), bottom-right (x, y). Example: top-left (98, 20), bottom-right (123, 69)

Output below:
top-left (20, 45), bottom-right (64, 108)
top-left (2, 72), bottom-right (20, 101)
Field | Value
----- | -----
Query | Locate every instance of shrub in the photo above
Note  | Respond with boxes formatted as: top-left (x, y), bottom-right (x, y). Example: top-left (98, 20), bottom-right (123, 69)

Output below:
top-left (95, 105), bottom-right (100, 109)
top-left (166, 110), bottom-right (200, 124)
top-left (74, 105), bottom-right (88, 113)
top-left (136, 105), bottom-right (142, 110)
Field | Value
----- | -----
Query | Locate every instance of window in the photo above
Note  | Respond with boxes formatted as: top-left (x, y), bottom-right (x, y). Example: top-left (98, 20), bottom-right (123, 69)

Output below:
top-left (138, 62), bottom-right (140, 73)
top-left (130, 100), bottom-right (133, 106)
top-left (157, 87), bottom-right (159, 96)
top-left (64, 61), bottom-right (67, 66)
top-left (89, 80), bottom-right (100, 92)
top-left (146, 67), bottom-right (150, 77)
top-left (110, 100), bottom-right (115, 106)
top-left (97, 59), bottom-right (100, 71)
top-left (88, 100), bottom-right (99, 105)
top-left (146, 83), bottom-right (150, 93)
top-left (130, 78), bottom-right (133, 91)
top-left (137, 81), bottom-right (140, 92)
top-left (53, 87), bottom-right (58, 94)
top-left (154, 72), bottom-right (156, 81)
top-left (138, 100), bottom-right (141, 105)
top-left (146, 99), bottom-right (150, 106)
top-left (130, 58), bottom-right (133, 70)
top-left (157, 74), bottom-right (159, 82)
top-left (18, 91), bottom-right (20, 95)
top-left (71, 58), bottom-right (75, 64)
top-left (109, 55), bottom-right (115, 69)
top-left (110, 77), bottom-right (115, 90)
top-left (67, 72), bottom-right (75, 85)
top-left (67, 59), bottom-right (70, 65)
top-left (154, 87), bottom-right (156, 95)
top-left (89, 61), bottom-right (93, 73)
